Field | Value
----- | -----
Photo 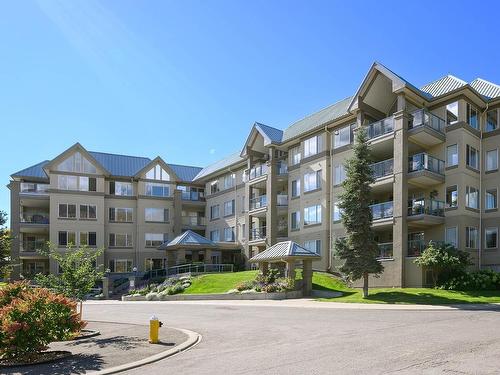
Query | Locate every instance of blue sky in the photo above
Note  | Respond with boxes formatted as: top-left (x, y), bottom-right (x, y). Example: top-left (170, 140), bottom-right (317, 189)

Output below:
top-left (1, 0), bottom-right (500, 220)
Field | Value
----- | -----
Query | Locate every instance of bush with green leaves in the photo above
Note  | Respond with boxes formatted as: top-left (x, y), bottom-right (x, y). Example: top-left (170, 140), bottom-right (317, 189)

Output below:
top-left (0, 281), bottom-right (86, 360)
top-left (439, 269), bottom-right (500, 290)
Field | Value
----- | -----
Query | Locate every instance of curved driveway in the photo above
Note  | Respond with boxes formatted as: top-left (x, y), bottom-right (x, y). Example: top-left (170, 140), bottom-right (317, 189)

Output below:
top-left (84, 300), bottom-right (500, 374)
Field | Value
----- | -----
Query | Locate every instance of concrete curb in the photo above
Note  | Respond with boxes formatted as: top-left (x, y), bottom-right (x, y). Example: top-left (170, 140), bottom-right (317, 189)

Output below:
top-left (122, 290), bottom-right (303, 301)
top-left (86, 326), bottom-right (201, 375)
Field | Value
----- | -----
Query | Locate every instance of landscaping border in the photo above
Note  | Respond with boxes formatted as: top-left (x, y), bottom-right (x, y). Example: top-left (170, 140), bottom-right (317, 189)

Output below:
top-left (122, 290), bottom-right (303, 301)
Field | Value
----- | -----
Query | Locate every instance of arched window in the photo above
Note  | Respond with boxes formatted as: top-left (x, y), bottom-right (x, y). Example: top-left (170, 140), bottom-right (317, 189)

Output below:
top-left (145, 164), bottom-right (170, 181)
top-left (57, 152), bottom-right (97, 174)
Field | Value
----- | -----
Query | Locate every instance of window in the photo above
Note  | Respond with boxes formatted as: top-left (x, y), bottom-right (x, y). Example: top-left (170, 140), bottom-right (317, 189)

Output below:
top-left (145, 208), bottom-right (168, 222)
top-left (57, 152), bottom-right (97, 174)
top-left (223, 200), bottom-right (235, 216)
top-left (224, 227), bottom-right (235, 242)
top-left (210, 180), bottom-right (219, 194)
top-left (445, 227), bottom-right (458, 248)
top-left (486, 189), bottom-right (497, 210)
top-left (290, 146), bottom-right (301, 166)
top-left (241, 224), bottom-right (246, 240)
top-left (145, 182), bottom-right (170, 197)
top-left (145, 233), bottom-right (166, 247)
top-left (291, 179), bottom-right (301, 197)
top-left (486, 109), bottom-right (498, 132)
top-left (108, 259), bottom-right (133, 273)
top-left (58, 204), bottom-right (76, 218)
top-left (291, 211), bottom-right (301, 230)
top-left (210, 205), bottom-right (220, 220)
top-left (110, 181), bottom-right (133, 196)
top-left (334, 164), bottom-right (346, 185)
top-left (80, 204), bottom-right (97, 219)
top-left (486, 149), bottom-right (498, 171)
top-left (333, 124), bottom-right (354, 149)
top-left (446, 144), bottom-right (458, 167)
top-left (465, 186), bottom-right (479, 209)
top-left (223, 173), bottom-right (235, 190)
top-left (304, 205), bottom-right (322, 225)
top-left (304, 135), bottom-right (322, 157)
top-left (304, 240), bottom-right (321, 255)
top-left (446, 102), bottom-right (459, 125)
top-left (109, 207), bottom-right (133, 222)
top-left (466, 103), bottom-right (479, 129)
top-left (446, 186), bottom-right (458, 208)
top-left (485, 227), bottom-right (498, 249)
top-left (145, 164), bottom-right (169, 181)
top-left (466, 145), bottom-right (479, 170)
top-left (304, 170), bottom-right (321, 192)
top-left (58, 231), bottom-right (76, 246)
top-left (80, 232), bottom-right (96, 247)
top-left (333, 203), bottom-right (342, 221)
top-left (109, 233), bottom-right (133, 247)
top-left (57, 175), bottom-right (95, 191)
top-left (210, 230), bottom-right (220, 242)
top-left (144, 258), bottom-right (167, 271)
top-left (465, 227), bottom-right (478, 248)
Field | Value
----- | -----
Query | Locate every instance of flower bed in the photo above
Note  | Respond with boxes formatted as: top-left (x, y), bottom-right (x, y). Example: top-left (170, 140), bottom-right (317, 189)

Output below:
top-left (125, 276), bottom-right (192, 301)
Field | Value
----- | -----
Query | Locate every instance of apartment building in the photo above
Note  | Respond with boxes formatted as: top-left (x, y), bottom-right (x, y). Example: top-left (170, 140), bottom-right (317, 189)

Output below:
top-left (9, 62), bottom-right (500, 287)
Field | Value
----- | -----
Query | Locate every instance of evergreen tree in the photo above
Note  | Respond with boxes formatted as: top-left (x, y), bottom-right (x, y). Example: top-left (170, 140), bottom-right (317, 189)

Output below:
top-left (0, 210), bottom-right (12, 278)
top-left (334, 127), bottom-right (383, 297)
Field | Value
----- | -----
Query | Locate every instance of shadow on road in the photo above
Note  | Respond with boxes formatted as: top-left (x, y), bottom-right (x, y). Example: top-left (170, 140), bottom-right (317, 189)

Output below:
top-left (3, 353), bottom-right (105, 375)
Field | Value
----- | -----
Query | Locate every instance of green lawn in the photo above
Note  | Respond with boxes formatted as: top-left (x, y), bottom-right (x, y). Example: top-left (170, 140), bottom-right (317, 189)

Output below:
top-left (182, 270), bottom-right (257, 294)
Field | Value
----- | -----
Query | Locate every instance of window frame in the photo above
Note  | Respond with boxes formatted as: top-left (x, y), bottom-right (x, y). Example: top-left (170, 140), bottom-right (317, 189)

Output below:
top-left (485, 227), bottom-right (498, 249)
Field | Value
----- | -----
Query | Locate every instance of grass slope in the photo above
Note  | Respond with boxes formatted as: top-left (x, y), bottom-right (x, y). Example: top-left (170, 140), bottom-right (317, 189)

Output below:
top-left (183, 270), bottom-right (257, 294)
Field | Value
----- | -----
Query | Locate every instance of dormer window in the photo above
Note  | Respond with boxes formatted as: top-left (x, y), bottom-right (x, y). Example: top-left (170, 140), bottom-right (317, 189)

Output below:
top-left (146, 165), bottom-right (170, 181)
top-left (57, 152), bottom-right (97, 174)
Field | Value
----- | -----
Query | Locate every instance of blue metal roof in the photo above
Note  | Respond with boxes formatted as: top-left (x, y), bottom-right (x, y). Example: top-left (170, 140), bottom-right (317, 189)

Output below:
top-left (11, 160), bottom-right (50, 179)
top-left (167, 164), bottom-right (203, 182)
top-left (249, 241), bottom-right (321, 262)
top-left (255, 122), bottom-right (283, 143)
top-left (88, 151), bottom-right (151, 177)
top-left (159, 230), bottom-right (216, 250)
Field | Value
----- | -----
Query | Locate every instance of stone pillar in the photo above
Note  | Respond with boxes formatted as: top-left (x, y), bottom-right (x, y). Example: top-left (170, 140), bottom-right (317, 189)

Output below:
top-left (176, 249), bottom-right (186, 265)
top-left (102, 276), bottom-right (110, 299)
top-left (167, 251), bottom-right (176, 268)
top-left (302, 259), bottom-right (313, 296)
top-left (259, 261), bottom-right (269, 275)
top-left (266, 147), bottom-right (278, 246)
top-left (205, 249), bottom-right (212, 264)
top-left (285, 260), bottom-right (296, 280)
top-left (392, 93), bottom-right (408, 288)
top-left (173, 189), bottom-right (182, 236)
top-left (192, 250), bottom-right (199, 262)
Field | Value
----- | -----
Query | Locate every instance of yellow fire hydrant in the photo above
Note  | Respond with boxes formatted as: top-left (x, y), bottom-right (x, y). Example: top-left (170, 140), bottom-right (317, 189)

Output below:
top-left (149, 315), bottom-right (163, 344)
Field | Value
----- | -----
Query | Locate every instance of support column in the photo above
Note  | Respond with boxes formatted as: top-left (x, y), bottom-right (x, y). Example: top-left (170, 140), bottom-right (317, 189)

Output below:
top-left (392, 93), bottom-right (408, 288)
top-left (259, 261), bottom-right (269, 275)
top-left (176, 249), bottom-right (186, 265)
top-left (285, 260), bottom-right (296, 281)
top-left (205, 249), bottom-right (212, 264)
top-left (173, 189), bottom-right (182, 236)
top-left (102, 276), bottom-right (110, 299)
top-left (302, 259), bottom-right (313, 296)
top-left (243, 153), bottom-right (253, 268)
top-left (8, 181), bottom-right (21, 280)
top-left (266, 147), bottom-right (278, 246)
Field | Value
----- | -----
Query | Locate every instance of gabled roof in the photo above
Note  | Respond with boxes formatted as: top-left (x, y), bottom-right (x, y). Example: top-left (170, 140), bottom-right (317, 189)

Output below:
top-left (255, 122), bottom-right (283, 143)
top-left (249, 241), bottom-right (321, 262)
top-left (470, 78), bottom-right (500, 100)
top-left (158, 230), bottom-right (216, 250)
top-left (11, 160), bottom-right (50, 179)
top-left (88, 151), bottom-right (150, 177)
top-left (168, 164), bottom-right (203, 182)
top-left (193, 152), bottom-right (245, 181)
top-left (420, 75), bottom-right (467, 98)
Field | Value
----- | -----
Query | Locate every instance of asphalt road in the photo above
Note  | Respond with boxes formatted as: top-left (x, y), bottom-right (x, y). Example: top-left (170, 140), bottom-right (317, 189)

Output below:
top-left (83, 300), bottom-right (500, 374)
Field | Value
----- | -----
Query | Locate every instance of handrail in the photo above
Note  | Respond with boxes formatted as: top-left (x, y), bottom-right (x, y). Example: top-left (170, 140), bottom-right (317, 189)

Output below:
top-left (377, 242), bottom-right (393, 259)
top-left (144, 263), bottom-right (234, 281)
top-left (250, 195), bottom-right (267, 210)
top-left (370, 158), bottom-right (394, 179)
top-left (409, 109), bottom-right (445, 134)
top-left (408, 198), bottom-right (445, 217)
top-left (408, 153), bottom-right (445, 175)
top-left (366, 116), bottom-right (394, 140)
top-left (370, 201), bottom-right (394, 220)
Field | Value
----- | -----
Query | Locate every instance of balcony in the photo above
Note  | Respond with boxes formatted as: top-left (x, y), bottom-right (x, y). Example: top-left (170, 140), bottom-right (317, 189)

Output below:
top-left (20, 212), bottom-right (49, 225)
top-left (21, 239), bottom-right (48, 253)
top-left (408, 153), bottom-right (445, 186)
top-left (20, 183), bottom-right (49, 195)
top-left (370, 201), bottom-right (393, 226)
top-left (250, 226), bottom-right (266, 242)
top-left (371, 159), bottom-right (394, 179)
top-left (407, 199), bottom-right (445, 226)
top-left (408, 109), bottom-right (446, 147)
top-left (181, 216), bottom-right (206, 226)
top-left (245, 164), bottom-right (268, 182)
top-left (366, 116), bottom-right (394, 140)
top-left (181, 191), bottom-right (204, 201)
top-left (277, 194), bottom-right (288, 206)
top-left (250, 195), bottom-right (267, 211)
top-left (278, 161), bottom-right (288, 176)
top-left (408, 239), bottom-right (426, 257)
top-left (377, 242), bottom-right (393, 259)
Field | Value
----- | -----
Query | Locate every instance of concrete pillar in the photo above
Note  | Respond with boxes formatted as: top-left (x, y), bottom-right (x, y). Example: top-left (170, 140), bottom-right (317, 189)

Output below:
top-left (266, 147), bottom-right (278, 246)
top-left (392, 93), bottom-right (408, 288)
top-left (285, 260), bottom-right (296, 281)
top-left (259, 261), bottom-right (269, 275)
top-left (192, 250), bottom-right (199, 262)
top-left (173, 189), bottom-right (182, 236)
top-left (8, 181), bottom-right (21, 280)
top-left (205, 249), bottom-right (212, 264)
top-left (302, 259), bottom-right (313, 296)
top-left (167, 251), bottom-right (176, 268)
top-left (243, 153), bottom-right (253, 269)
top-left (102, 276), bottom-right (110, 299)
top-left (177, 249), bottom-right (186, 265)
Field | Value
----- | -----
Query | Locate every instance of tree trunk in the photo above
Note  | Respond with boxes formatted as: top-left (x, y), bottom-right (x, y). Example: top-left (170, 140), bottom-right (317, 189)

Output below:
top-left (362, 272), bottom-right (369, 298)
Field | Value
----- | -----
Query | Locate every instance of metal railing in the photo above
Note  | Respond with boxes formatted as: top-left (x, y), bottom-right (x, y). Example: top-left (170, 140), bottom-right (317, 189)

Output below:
top-left (21, 239), bottom-right (48, 252)
top-left (277, 194), bottom-right (288, 206)
top-left (377, 242), bottom-right (393, 259)
top-left (408, 240), bottom-right (445, 257)
top-left (246, 164), bottom-right (268, 181)
top-left (370, 159), bottom-right (394, 179)
top-left (181, 216), bottom-right (207, 226)
top-left (278, 161), bottom-right (288, 175)
top-left (250, 226), bottom-right (266, 241)
top-left (181, 191), bottom-right (204, 201)
top-left (143, 263), bottom-right (234, 281)
top-left (370, 201), bottom-right (394, 220)
top-left (408, 199), bottom-right (445, 217)
top-left (409, 109), bottom-right (445, 134)
top-left (20, 213), bottom-right (50, 224)
top-left (20, 183), bottom-right (49, 194)
top-left (408, 153), bottom-right (445, 175)
top-left (250, 195), bottom-right (267, 210)
top-left (366, 116), bottom-right (394, 140)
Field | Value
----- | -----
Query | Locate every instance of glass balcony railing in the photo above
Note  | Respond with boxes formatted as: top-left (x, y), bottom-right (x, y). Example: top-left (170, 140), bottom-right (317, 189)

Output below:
top-left (250, 195), bottom-right (267, 210)
top-left (408, 239), bottom-right (426, 257)
top-left (408, 153), bottom-right (444, 175)
top-left (377, 242), bottom-right (393, 259)
top-left (366, 116), bottom-right (394, 140)
top-left (370, 201), bottom-right (393, 220)
top-left (181, 216), bottom-right (206, 226)
top-left (20, 213), bottom-right (49, 224)
top-left (247, 164), bottom-right (268, 181)
top-left (278, 161), bottom-right (288, 175)
top-left (181, 191), bottom-right (204, 201)
top-left (21, 239), bottom-right (48, 252)
top-left (409, 109), bottom-right (445, 134)
top-left (370, 159), bottom-right (394, 179)
top-left (250, 226), bottom-right (266, 241)
top-left (277, 194), bottom-right (288, 206)
top-left (20, 183), bottom-right (49, 194)
top-left (408, 199), bottom-right (445, 217)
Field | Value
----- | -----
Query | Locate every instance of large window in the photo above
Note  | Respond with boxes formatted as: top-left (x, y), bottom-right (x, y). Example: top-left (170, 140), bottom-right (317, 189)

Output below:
top-left (486, 149), bottom-right (498, 171)
top-left (223, 200), bottom-right (235, 216)
top-left (58, 203), bottom-right (76, 219)
top-left (446, 144), bottom-right (458, 167)
top-left (110, 181), bottom-right (133, 196)
top-left (465, 186), bottom-right (479, 209)
top-left (486, 109), bottom-right (498, 132)
top-left (79, 232), bottom-right (97, 247)
top-left (304, 205), bottom-right (322, 225)
top-left (446, 186), bottom-right (458, 208)
top-left (290, 146), bottom-right (302, 166)
top-left (334, 164), bottom-right (346, 185)
top-left (303, 135), bottom-right (322, 158)
top-left (224, 227), bottom-right (235, 242)
top-left (333, 124), bottom-right (354, 149)
top-left (485, 227), bottom-right (498, 249)
top-left (223, 173), bottom-right (235, 190)
top-left (210, 205), bottom-right (220, 220)
top-left (145, 182), bottom-right (170, 197)
top-left (466, 145), bottom-right (479, 170)
top-left (304, 239), bottom-right (321, 255)
top-left (304, 170), bottom-right (321, 192)
top-left (446, 102), bottom-right (459, 125)
top-left (486, 189), bottom-right (498, 210)
top-left (145, 164), bottom-right (170, 181)
top-left (145, 208), bottom-right (168, 222)
top-left (109, 233), bottom-right (133, 247)
top-left (57, 152), bottom-right (97, 174)
top-left (210, 230), bottom-right (220, 242)
top-left (445, 227), bottom-right (458, 248)
top-left (109, 207), bottom-right (133, 222)
top-left (145, 233), bottom-right (166, 247)
top-left (466, 103), bottom-right (479, 129)
top-left (58, 175), bottom-right (96, 192)
top-left (291, 179), bottom-right (301, 198)
top-left (333, 203), bottom-right (342, 221)
top-left (210, 180), bottom-right (219, 194)
top-left (58, 231), bottom-right (76, 246)
top-left (291, 211), bottom-right (301, 230)
top-left (80, 204), bottom-right (97, 219)
top-left (465, 227), bottom-right (478, 248)
top-left (108, 259), bottom-right (132, 273)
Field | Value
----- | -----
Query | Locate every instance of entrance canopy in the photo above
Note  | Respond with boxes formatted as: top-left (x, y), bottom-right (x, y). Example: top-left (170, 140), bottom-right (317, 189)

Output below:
top-left (158, 230), bottom-right (216, 251)
top-left (249, 241), bottom-right (321, 263)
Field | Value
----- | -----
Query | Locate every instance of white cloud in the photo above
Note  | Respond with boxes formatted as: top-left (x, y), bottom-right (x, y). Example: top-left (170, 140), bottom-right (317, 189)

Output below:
top-left (209, 148), bottom-right (216, 155)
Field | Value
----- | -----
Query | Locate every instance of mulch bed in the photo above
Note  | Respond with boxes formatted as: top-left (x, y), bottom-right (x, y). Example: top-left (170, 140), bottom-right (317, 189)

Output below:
top-left (0, 351), bottom-right (72, 367)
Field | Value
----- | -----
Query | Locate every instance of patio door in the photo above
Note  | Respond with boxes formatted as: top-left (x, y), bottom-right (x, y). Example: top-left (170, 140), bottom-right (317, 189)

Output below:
top-left (211, 251), bottom-right (221, 264)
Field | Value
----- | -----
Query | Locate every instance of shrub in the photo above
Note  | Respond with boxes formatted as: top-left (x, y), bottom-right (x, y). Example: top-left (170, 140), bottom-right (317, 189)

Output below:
top-left (0, 281), bottom-right (86, 360)
top-left (145, 292), bottom-right (159, 301)
top-left (236, 280), bottom-right (255, 291)
top-left (440, 269), bottom-right (500, 290)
